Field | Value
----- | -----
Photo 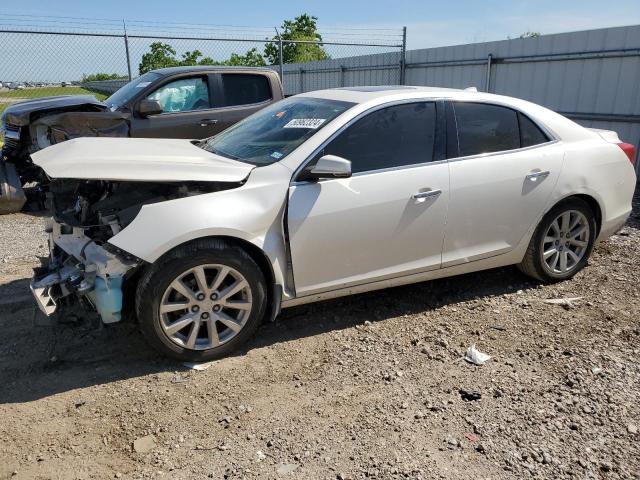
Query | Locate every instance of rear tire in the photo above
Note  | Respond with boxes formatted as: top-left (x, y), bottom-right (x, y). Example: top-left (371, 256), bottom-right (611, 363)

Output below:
top-left (136, 238), bottom-right (267, 362)
top-left (518, 198), bottom-right (597, 282)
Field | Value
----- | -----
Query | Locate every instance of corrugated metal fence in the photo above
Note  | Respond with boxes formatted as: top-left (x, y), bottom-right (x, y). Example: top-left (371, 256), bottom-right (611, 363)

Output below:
top-left (281, 25), bottom-right (640, 166)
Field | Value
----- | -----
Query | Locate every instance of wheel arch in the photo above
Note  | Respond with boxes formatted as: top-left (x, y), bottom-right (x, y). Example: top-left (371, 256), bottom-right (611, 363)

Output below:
top-left (549, 193), bottom-right (603, 237)
top-left (148, 234), bottom-right (282, 323)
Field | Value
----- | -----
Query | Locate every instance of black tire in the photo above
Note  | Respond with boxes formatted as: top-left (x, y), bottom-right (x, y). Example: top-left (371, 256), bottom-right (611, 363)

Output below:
top-left (136, 238), bottom-right (267, 362)
top-left (518, 198), bottom-right (597, 282)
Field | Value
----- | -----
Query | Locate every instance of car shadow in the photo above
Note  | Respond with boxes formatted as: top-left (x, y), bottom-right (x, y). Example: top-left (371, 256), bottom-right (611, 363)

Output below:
top-left (0, 263), bottom-right (539, 404)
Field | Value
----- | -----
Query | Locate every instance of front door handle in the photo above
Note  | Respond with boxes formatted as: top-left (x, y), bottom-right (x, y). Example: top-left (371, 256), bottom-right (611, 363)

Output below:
top-left (200, 119), bottom-right (219, 126)
top-left (526, 170), bottom-right (550, 181)
top-left (413, 189), bottom-right (442, 200)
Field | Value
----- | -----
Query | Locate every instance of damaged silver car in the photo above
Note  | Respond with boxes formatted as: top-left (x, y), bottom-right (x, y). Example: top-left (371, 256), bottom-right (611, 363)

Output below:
top-left (30, 87), bottom-right (636, 361)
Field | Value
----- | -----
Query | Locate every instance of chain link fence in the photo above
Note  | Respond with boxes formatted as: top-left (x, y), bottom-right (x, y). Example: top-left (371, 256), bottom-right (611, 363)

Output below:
top-left (0, 19), bottom-right (405, 143)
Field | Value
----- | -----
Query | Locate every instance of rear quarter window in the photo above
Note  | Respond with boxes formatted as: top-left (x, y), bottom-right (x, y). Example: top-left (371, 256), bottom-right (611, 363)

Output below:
top-left (518, 112), bottom-right (549, 147)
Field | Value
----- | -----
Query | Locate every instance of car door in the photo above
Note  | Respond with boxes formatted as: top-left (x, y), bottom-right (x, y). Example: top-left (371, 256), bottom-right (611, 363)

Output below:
top-left (442, 101), bottom-right (563, 267)
top-left (287, 101), bottom-right (450, 297)
top-left (213, 73), bottom-right (276, 132)
top-left (129, 74), bottom-right (225, 139)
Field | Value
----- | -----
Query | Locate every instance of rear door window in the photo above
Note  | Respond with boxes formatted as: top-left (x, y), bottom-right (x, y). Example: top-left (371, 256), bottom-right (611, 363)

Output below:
top-left (221, 74), bottom-right (272, 107)
top-left (322, 102), bottom-right (437, 174)
top-left (454, 103), bottom-right (520, 156)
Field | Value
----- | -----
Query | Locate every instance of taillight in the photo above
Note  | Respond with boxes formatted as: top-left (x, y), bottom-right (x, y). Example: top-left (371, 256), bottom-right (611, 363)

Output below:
top-left (617, 142), bottom-right (636, 166)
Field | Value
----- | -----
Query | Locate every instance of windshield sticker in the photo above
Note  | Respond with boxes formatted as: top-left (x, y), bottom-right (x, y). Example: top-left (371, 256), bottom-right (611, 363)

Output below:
top-left (270, 151), bottom-right (283, 159)
top-left (283, 118), bottom-right (326, 129)
top-left (135, 82), bottom-right (152, 88)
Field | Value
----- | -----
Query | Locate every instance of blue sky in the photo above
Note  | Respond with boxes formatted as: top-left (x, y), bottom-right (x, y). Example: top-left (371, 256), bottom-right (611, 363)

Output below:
top-left (3, 0), bottom-right (640, 48)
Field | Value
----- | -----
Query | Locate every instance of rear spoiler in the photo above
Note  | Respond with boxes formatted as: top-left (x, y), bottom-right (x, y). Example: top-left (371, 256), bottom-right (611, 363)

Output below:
top-left (587, 128), bottom-right (620, 143)
top-left (588, 128), bottom-right (636, 167)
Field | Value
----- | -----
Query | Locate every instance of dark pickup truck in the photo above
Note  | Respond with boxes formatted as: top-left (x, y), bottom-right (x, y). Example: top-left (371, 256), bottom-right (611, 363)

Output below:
top-left (0, 66), bottom-right (283, 213)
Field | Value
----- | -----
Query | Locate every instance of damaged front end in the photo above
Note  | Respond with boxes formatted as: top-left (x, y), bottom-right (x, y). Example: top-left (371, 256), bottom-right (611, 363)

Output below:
top-left (1, 98), bottom-right (127, 214)
top-left (2, 97), bottom-right (118, 180)
top-left (31, 178), bottom-right (238, 324)
top-left (31, 220), bottom-right (138, 323)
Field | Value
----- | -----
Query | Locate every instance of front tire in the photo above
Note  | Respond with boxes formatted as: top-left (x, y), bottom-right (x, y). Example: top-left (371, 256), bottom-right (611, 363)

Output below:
top-left (518, 198), bottom-right (597, 282)
top-left (136, 239), bottom-right (267, 362)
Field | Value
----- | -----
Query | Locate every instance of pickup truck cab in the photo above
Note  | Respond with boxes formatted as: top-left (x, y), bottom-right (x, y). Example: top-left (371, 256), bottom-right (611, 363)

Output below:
top-left (0, 66), bottom-right (283, 212)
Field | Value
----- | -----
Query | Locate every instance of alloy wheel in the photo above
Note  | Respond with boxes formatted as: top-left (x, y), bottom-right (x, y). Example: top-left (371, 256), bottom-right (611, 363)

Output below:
top-left (541, 210), bottom-right (590, 275)
top-left (159, 264), bottom-right (253, 350)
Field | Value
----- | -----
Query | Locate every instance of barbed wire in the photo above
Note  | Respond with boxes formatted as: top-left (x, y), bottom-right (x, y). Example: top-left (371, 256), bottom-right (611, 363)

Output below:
top-left (0, 13), bottom-right (402, 31)
top-left (0, 12), bottom-right (404, 45)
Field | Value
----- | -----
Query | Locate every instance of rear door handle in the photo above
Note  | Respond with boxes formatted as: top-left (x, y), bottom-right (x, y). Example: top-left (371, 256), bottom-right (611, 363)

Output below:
top-left (526, 170), bottom-right (550, 181)
top-left (200, 119), bottom-right (219, 126)
top-left (413, 189), bottom-right (442, 200)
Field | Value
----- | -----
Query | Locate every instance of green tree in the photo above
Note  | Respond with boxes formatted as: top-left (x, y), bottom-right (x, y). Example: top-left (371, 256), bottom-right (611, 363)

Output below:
top-left (180, 49), bottom-right (216, 67)
top-left (519, 31), bottom-right (541, 38)
top-left (225, 48), bottom-right (267, 67)
top-left (138, 42), bottom-right (180, 74)
top-left (138, 42), bottom-right (266, 74)
top-left (264, 14), bottom-right (329, 65)
top-left (81, 73), bottom-right (124, 82)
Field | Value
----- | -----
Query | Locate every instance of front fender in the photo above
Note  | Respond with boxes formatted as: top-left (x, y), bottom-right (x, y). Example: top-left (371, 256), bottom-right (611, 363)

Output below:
top-left (108, 162), bottom-right (292, 291)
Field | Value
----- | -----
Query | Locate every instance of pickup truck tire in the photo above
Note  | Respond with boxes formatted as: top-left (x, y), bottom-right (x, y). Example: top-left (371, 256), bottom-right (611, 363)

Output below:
top-left (136, 238), bottom-right (267, 362)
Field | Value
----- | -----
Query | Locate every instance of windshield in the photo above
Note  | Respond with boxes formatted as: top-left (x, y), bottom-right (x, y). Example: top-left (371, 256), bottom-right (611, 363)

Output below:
top-left (106, 72), bottom-right (162, 109)
top-left (201, 97), bottom-right (354, 165)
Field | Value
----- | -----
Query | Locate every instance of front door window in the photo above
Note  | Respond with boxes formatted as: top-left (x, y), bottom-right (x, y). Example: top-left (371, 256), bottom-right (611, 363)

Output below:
top-left (147, 77), bottom-right (210, 113)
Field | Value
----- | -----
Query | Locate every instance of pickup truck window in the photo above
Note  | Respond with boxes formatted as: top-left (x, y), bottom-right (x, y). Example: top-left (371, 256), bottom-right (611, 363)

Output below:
top-left (201, 97), bottom-right (354, 165)
top-left (221, 74), bottom-right (271, 107)
top-left (106, 71), bottom-right (161, 109)
top-left (146, 77), bottom-right (210, 113)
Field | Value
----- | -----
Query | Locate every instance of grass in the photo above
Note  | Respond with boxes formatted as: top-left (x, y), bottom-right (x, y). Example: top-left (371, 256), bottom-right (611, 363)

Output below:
top-left (1, 86), bottom-right (108, 100)
top-left (0, 86), bottom-right (109, 146)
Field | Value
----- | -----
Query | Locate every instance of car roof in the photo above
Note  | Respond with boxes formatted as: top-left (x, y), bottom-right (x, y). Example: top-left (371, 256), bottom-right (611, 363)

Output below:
top-left (151, 65), bottom-right (275, 76)
top-left (297, 85), bottom-right (466, 103)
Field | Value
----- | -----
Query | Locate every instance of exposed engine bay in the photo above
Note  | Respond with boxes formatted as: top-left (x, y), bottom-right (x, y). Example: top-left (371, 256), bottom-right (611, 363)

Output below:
top-left (32, 179), bottom-right (242, 324)
top-left (47, 179), bottom-right (236, 241)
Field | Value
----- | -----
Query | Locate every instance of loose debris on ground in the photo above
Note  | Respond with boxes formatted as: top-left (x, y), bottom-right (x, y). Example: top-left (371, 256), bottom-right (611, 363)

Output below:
top-left (0, 187), bottom-right (639, 479)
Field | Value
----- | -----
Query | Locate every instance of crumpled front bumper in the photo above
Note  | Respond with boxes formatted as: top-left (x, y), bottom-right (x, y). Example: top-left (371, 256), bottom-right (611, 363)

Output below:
top-left (31, 220), bottom-right (139, 323)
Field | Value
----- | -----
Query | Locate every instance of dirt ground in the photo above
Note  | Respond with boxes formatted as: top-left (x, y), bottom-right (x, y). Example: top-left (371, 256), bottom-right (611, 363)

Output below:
top-left (1, 187), bottom-right (639, 480)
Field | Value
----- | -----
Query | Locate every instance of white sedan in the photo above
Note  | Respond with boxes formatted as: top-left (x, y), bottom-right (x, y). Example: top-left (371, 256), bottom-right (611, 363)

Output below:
top-left (31, 86), bottom-right (637, 361)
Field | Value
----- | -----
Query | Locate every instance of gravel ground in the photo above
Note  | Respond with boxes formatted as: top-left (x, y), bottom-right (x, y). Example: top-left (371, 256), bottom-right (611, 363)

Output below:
top-left (0, 187), bottom-right (639, 480)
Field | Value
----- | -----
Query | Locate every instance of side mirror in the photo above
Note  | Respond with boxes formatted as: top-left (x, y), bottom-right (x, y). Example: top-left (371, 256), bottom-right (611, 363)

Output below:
top-left (138, 99), bottom-right (163, 117)
top-left (307, 155), bottom-right (352, 180)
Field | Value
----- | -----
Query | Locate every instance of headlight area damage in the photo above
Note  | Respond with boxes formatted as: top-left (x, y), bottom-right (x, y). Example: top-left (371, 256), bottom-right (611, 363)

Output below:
top-left (31, 179), bottom-right (240, 323)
